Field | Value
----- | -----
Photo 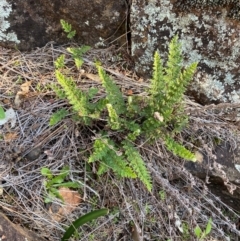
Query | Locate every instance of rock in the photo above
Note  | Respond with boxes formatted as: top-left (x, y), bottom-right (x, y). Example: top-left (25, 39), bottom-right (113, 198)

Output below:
top-left (184, 141), bottom-right (240, 211)
top-left (185, 142), bottom-right (240, 185)
top-left (0, 0), bottom-right (126, 50)
top-left (0, 212), bottom-right (45, 241)
top-left (25, 146), bottom-right (42, 161)
top-left (131, 0), bottom-right (240, 104)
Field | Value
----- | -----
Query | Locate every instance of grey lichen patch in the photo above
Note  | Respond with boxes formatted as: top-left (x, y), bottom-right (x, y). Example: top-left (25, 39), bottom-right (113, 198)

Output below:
top-left (94, 37), bottom-right (107, 48)
top-left (0, 0), bottom-right (20, 43)
top-left (131, 0), bottom-right (176, 75)
top-left (195, 72), bottom-right (227, 101)
top-left (177, 0), bottom-right (240, 20)
top-left (131, 0), bottom-right (240, 104)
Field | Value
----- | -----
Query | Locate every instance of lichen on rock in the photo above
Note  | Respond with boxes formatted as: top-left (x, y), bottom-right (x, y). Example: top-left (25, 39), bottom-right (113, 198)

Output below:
top-left (0, 0), bottom-right (20, 44)
top-left (0, 0), bottom-right (126, 50)
top-left (177, 0), bottom-right (240, 20)
top-left (131, 0), bottom-right (240, 104)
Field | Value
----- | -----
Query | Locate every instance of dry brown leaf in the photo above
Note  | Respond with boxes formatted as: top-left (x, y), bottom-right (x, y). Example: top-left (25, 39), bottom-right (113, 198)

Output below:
top-left (2, 99), bottom-right (11, 104)
top-left (14, 94), bottom-right (22, 107)
top-left (131, 222), bottom-right (142, 241)
top-left (14, 81), bottom-right (32, 107)
top-left (20, 81), bottom-right (32, 93)
top-left (4, 132), bottom-right (18, 142)
top-left (49, 187), bottom-right (81, 222)
top-left (126, 89), bottom-right (133, 96)
top-left (83, 73), bottom-right (101, 82)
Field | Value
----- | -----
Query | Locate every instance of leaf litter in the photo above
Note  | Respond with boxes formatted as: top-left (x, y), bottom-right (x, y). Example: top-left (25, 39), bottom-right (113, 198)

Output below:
top-left (0, 44), bottom-right (240, 240)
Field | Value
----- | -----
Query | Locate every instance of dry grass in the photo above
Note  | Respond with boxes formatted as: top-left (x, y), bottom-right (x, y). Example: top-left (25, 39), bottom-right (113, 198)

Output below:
top-left (0, 43), bottom-right (240, 241)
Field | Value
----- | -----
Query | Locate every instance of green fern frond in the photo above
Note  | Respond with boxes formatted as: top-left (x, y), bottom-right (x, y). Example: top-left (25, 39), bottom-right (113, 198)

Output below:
top-left (49, 108), bottom-right (68, 126)
top-left (91, 98), bottom-right (108, 113)
top-left (88, 139), bottom-right (110, 163)
top-left (165, 35), bottom-right (182, 84)
top-left (97, 163), bottom-right (109, 176)
top-left (171, 114), bottom-right (189, 133)
top-left (89, 138), bottom-right (136, 178)
top-left (60, 19), bottom-right (76, 39)
top-left (166, 63), bottom-right (197, 107)
top-left (164, 135), bottom-right (196, 161)
top-left (126, 121), bottom-right (141, 141)
top-left (60, 19), bottom-right (72, 33)
top-left (67, 46), bottom-right (91, 57)
top-left (122, 140), bottom-right (152, 191)
top-left (55, 55), bottom-right (65, 69)
top-left (106, 104), bottom-right (121, 130)
top-left (51, 84), bottom-right (66, 99)
top-left (145, 35), bottom-right (197, 133)
top-left (97, 65), bottom-right (125, 115)
top-left (180, 62), bottom-right (198, 87)
top-left (126, 96), bottom-right (142, 118)
top-left (67, 46), bottom-right (91, 69)
top-left (87, 87), bottom-right (98, 99)
top-left (142, 117), bottom-right (163, 138)
top-left (164, 37), bottom-right (197, 107)
top-left (55, 70), bottom-right (89, 117)
top-left (67, 30), bottom-right (76, 39)
top-left (102, 154), bottom-right (137, 178)
top-left (149, 51), bottom-right (165, 99)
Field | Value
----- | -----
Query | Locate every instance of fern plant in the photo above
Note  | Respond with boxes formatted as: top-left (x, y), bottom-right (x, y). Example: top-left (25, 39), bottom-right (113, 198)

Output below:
top-left (51, 26), bottom-right (198, 192)
top-left (140, 36), bottom-right (197, 161)
top-left (142, 36), bottom-right (197, 137)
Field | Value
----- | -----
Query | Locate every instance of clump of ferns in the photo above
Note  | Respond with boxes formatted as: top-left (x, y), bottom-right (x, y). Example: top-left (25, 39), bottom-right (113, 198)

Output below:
top-left (51, 35), bottom-right (198, 192)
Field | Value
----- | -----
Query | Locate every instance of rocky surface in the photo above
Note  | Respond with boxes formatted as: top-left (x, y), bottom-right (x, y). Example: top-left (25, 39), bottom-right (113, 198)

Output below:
top-left (0, 212), bottom-right (45, 240)
top-left (2, 0), bottom-right (240, 104)
top-left (131, 0), bottom-right (240, 104)
top-left (0, 0), bottom-right (127, 50)
top-left (184, 140), bottom-right (240, 212)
